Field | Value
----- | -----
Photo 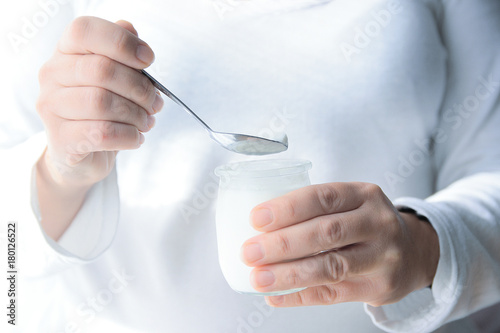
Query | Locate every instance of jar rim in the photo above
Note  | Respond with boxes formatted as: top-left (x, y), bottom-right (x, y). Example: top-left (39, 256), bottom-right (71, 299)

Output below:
top-left (214, 159), bottom-right (312, 179)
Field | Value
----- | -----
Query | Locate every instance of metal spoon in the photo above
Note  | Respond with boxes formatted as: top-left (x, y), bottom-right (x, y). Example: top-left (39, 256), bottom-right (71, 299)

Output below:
top-left (142, 70), bottom-right (288, 155)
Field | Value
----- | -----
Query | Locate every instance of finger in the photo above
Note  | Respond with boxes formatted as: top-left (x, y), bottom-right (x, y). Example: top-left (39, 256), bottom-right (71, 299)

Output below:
top-left (57, 120), bottom-right (144, 156)
top-left (115, 20), bottom-right (138, 37)
top-left (249, 244), bottom-right (381, 293)
top-left (58, 16), bottom-right (154, 68)
top-left (264, 280), bottom-right (372, 307)
top-left (242, 209), bottom-right (373, 266)
top-left (250, 183), bottom-right (370, 232)
top-left (45, 54), bottom-right (163, 115)
top-left (39, 87), bottom-right (155, 133)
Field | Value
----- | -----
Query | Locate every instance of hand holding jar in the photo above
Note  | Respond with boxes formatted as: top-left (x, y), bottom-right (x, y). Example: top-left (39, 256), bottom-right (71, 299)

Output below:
top-left (241, 182), bottom-right (440, 308)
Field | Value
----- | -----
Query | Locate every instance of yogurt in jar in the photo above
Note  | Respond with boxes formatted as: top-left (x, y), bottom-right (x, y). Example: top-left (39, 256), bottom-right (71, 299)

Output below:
top-left (214, 159), bottom-right (312, 295)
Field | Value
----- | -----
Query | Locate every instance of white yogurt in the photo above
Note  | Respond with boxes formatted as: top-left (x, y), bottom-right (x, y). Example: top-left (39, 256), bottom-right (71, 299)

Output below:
top-left (215, 159), bottom-right (312, 295)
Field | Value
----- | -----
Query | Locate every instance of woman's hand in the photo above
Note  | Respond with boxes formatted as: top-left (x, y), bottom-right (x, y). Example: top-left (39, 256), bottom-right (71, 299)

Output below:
top-left (37, 16), bottom-right (162, 187)
top-left (241, 182), bottom-right (439, 307)
top-left (35, 17), bottom-right (163, 240)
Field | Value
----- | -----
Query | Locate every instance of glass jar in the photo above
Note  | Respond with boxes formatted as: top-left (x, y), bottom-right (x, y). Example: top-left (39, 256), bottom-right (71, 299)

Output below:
top-left (214, 159), bottom-right (312, 296)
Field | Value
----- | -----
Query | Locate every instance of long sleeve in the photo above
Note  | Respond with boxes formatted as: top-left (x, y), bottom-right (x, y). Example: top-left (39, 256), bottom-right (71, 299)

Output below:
top-left (0, 133), bottom-right (120, 278)
top-left (366, 1), bottom-right (500, 332)
top-left (0, 0), bottom-right (120, 278)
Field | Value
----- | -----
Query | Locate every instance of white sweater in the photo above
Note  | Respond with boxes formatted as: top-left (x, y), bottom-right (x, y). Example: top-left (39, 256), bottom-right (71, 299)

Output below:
top-left (1, 0), bottom-right (499, 332)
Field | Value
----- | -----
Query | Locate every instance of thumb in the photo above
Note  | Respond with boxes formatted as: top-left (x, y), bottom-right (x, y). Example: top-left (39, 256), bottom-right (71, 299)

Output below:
top-left (115, 19), bottom-right (138, 37)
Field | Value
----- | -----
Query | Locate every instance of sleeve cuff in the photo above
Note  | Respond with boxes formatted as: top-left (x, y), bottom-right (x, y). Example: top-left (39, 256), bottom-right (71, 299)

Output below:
top-left (31, 156), bottom-right (120, 262)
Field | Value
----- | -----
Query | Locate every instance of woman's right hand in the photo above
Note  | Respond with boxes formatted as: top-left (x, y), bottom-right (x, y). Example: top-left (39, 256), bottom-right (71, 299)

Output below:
top-left (36, 16), bottom-right (163, 188)
top-left (35, 17), bottom-right (163, 240)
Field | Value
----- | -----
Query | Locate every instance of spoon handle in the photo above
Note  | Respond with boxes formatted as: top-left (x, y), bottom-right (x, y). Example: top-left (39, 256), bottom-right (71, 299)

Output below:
top-left (141, 70), bottom-right (212, 131)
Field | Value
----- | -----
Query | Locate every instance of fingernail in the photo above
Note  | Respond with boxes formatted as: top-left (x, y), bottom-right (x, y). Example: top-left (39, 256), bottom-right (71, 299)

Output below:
top-left (252, 270), bottom-right (275, 288)
top-left (147, 115), bottom-right (156, 129)
top-left (241, 243), bottom-right (264, 264)
top-left (251, 208), bottom-right (273, 229)
top-left (139, 133), bottom-right (145, 145)
top-left (136, 44), bottom-right (155, 64)
top-left (152, 92), bottom-right (164, 113)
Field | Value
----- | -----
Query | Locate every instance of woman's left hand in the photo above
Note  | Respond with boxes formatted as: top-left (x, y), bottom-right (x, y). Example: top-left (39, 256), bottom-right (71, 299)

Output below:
top-left (241, 182), bottom-right (439, 307)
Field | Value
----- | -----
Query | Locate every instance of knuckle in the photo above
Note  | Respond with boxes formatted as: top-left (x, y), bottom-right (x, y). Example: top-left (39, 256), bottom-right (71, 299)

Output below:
top-left (91, 56), bottom-right (116, 85)
top-left (275, 233), bottom-right (292, 257)
top-left (281, 198), bottom-right (297, 221)
top-left (323, 252), bottom-right (348, 283)
top-left (98, 121), bottom-right (116, 141)
top-left (89, 88), bottom-right (113, 113)
top-left (361, 183), bottom-right (384, 198)
top-left (133, 78), bottom-right (155, 104)
top-left (68, 17), bottom-right (92, 43)
top-left (301, 257), bottom-right (320, 276)
top-left (316, 185), bottom-right (340, 213)
top-left (315, 286), bottom-right (338, 304)
top-left (293, 291), bottom-right (306, 306)
top-left (86, 121), bottom-right (114, 148)
top-left (115, 101), bottom-right (147, 130)
top-left (317, 217), bottom-right (343, 248)
top-left (284, 267), bottom-right (302, 288)
top-left (108, 97), bottom-right (127, 116)
top-left (120, 100), bottom-right (149, 131)
top-left (380, 207), bottom-right (396, 222)
top-left (376, 209), bottom-right (401, 238)
top-left (381, 209), bottom-right (400, 230)
top-left (38, 62), bottom-right (52, 84)
top-left (384, 246), bottom-right (403, 266)
top-left (110, 29), bottom-right (131, 53)
top-left (35, 96), bottom-right (50, 117)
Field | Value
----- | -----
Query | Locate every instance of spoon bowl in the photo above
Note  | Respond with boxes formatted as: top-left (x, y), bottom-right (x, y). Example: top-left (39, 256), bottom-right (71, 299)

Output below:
top-left (211, 132), bottom-right (288, 155)
top-left (142, 70), bottom-right (288, 155)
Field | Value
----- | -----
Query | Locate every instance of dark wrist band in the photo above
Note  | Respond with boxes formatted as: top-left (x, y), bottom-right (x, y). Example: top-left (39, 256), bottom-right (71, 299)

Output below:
top-left (397, 207), bottom-right (430, 223)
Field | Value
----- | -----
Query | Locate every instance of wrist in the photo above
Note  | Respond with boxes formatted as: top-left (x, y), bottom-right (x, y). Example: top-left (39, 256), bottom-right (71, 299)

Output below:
top-left (399, 211), bottom-right (440, 290)
top-left (36, 149), bottom-right (93, 240)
